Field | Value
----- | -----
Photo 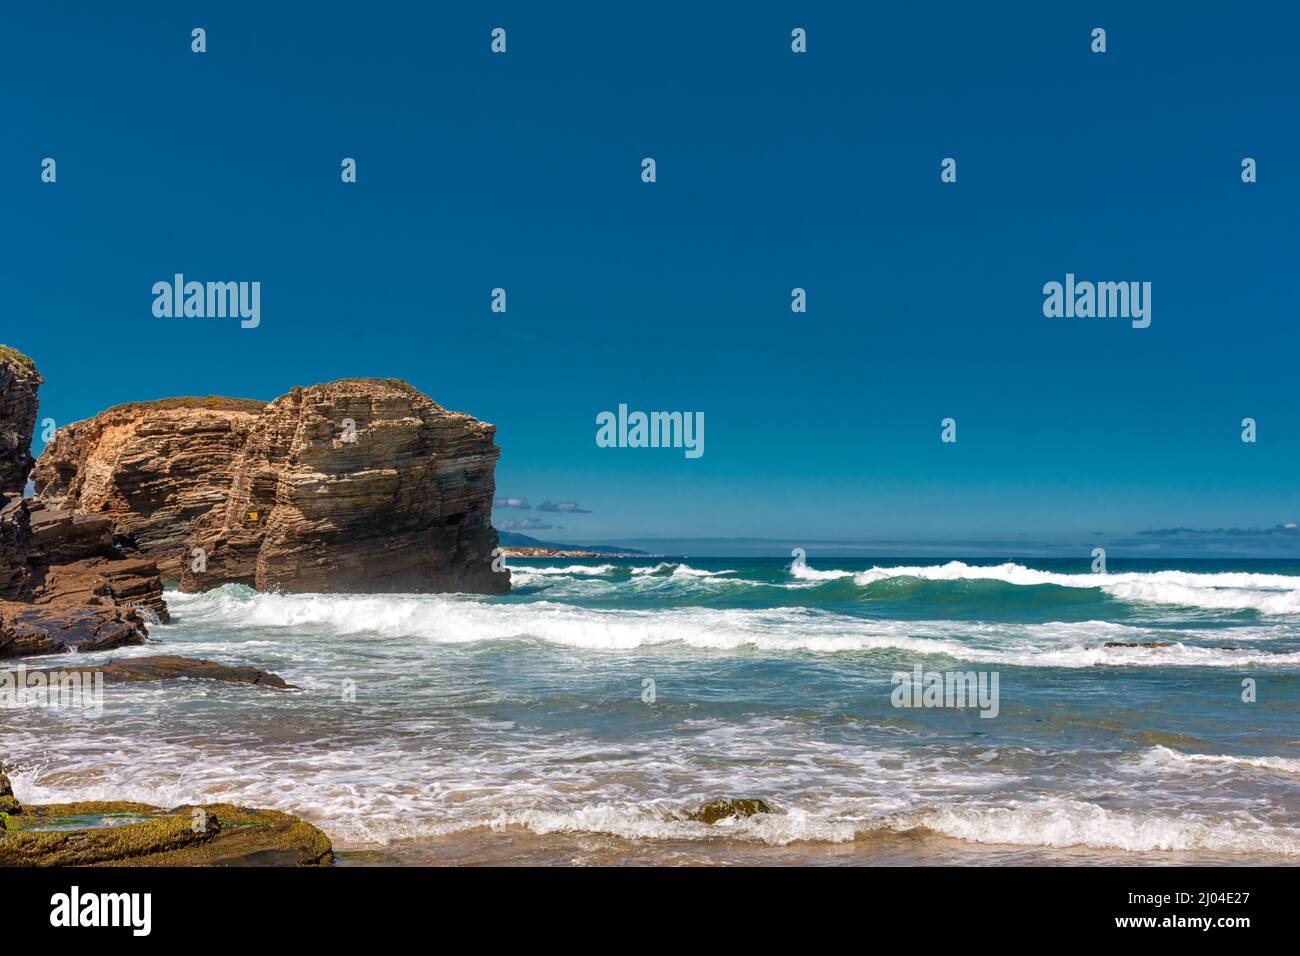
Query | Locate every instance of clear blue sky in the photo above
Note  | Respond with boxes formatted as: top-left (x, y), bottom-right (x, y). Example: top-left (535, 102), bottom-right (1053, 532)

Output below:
top-left (4, 2), bottom-right (1297, 546)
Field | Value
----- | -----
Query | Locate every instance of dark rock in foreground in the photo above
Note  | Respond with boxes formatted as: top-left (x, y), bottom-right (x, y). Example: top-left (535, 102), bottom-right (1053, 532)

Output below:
top-left (0, 800), bottom-right (332, 867)
top-left (0, 600), bottom-right (147, 658)
top-left (1, 765), bottom-right (331, 866)
top-left (0, 347), bottom-right (41, 495)
top-left (1, 347), bottom-right (169, 654)
top-left (0, 767), bottom-right (18, 815)
top-left (36, 654), bottom-right (295, 689)
top-left (682, 798), bottom-right (775, 824)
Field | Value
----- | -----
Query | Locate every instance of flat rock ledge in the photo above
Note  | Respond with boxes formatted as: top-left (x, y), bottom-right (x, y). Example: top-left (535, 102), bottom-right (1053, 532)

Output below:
top-left (0, 769), bottom-right (331, 866)
top-left (36, 654), bottom-right (296, 688)
top-left (0, 600), bottom-right (148, 658)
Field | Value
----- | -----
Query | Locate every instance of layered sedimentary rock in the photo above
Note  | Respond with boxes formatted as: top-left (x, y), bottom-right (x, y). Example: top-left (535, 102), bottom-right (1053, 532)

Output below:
top-left (33, 398), bottom-right (266, 578)
top-left (0, 498), bottom-right (30, 600)
top-left (0, 347), bottom-right (41, 496)
top-left (37, 654), bottom-right (294, 688)
top-left (179, 378), bottom-right (508, 595)
top-left (0, 600), bottom-right (148, 658)
top-left (17, 502), bottom-right (167, 622)
top-left (30, 374), bottom-right (508, 597)
top-left (0, 348), bottom-right (41, 600)
top-left (0, 346), bottom-right (165, 656)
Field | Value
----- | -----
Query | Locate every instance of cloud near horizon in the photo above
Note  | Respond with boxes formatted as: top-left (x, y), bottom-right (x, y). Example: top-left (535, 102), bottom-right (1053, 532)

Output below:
top-left (1137, 524), bottom-right (1300, 538)
top-left (537, 501), bottom-right (591, 514)
top-left (498, 517), bottom-right (556, 531)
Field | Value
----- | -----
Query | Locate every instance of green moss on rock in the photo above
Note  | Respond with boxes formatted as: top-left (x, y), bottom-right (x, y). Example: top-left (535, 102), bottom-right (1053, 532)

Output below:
top-left (103, 396), bottom-right (268, 415)
top-left (0, 800), bottom-right (333, 867)
top-left (0, 344), bottom-right (36, 370)
top-left (682, 798), bottom-right (774, 824)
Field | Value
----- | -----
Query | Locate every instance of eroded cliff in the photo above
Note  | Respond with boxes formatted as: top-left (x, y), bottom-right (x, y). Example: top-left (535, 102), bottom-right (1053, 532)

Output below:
top-left (33, 377), bottom-right (508, 596)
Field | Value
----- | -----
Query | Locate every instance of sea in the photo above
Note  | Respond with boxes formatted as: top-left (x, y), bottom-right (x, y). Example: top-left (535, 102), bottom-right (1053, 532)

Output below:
top-left (4, 556), bottom-right (1299, 866)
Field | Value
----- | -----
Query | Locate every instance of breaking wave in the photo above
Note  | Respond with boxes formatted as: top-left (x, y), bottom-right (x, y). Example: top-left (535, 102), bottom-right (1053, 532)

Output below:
top-left (160, 587), bottom-right (1300, 667)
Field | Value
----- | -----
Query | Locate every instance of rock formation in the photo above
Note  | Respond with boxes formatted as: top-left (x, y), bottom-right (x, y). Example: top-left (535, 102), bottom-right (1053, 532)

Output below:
top-left (0, 345), bottom-right (165, 658)
top-left (33, 398), bottom-right (265, 578)
top-left (35, 654), bottom-right (295, 688)
top-left (0, 778), bottom-right (333, 865)
top-left (36, 376), bottom-right (509, 596)
top-left (0, 600), bottom-right (151, 658)
top-left (0, 347), bottom-right (41, 496)
top-left (0, 497), bottom-right (30, 599)
top-left (180, 378), bottom-right (507, 595)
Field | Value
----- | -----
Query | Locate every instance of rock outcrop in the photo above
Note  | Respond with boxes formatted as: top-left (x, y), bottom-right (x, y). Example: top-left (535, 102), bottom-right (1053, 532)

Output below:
top-left (33, 398), bottom-right (266, 578)
top-left (2, 760), bottom-right (331, 866)
top-left (26, 367), bottom-right (508, 596)
top-left (0, 345), bottom-right (166, 657)
top-left (0, 600), bottom-right (148, 658)
top-left (0, 348), bottom-right (41, 601)
top-left (0, 347), bottom-right (41, 496)
top-left (179, 378), bottom-right (507, 594)
top-left (35, 654), bottom-right (295, 688)
top-left (0, 497), bottom-right (30, 600)
top-left (0, 795), bottom-right (333, 866)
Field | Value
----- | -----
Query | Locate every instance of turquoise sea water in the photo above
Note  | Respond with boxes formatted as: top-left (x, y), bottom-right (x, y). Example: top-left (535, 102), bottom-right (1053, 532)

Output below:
top-left (4, 556), bottom-right (1300, 865)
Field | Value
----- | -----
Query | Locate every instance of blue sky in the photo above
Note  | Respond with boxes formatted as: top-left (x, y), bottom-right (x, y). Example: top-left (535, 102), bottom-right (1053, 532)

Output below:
top-left (4, 2), bottom-right (1297, 549)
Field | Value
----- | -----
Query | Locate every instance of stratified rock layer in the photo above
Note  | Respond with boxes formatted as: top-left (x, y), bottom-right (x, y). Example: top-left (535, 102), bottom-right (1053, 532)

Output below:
top-left (31, 376), bottom-right (508, 597)
top-left (39, 654), bottom-right (295, 688)
top-left (0, 600), bottom-right (148, 658)
top-left (0, 346), bottom-right (167, 653)
top-left (0, 347), bottom-right (41, 496)
top-left (178, 378), bottom-right (508, 595)
top-left (33, 398), bottom-right (266, 579)
top-left (0, 348), bottom-right (41, 600)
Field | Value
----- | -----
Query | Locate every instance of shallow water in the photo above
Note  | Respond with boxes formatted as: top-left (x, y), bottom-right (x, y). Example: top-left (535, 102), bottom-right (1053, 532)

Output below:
top-left (4, 557), bottom-right (1299, 865)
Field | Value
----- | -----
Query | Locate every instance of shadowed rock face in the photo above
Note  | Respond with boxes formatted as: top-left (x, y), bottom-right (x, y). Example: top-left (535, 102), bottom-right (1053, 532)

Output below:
top-left (33, 398), bottom-right (266, 579)
top-left (36, 654), bottom-right (295, 688)
top-left (0, 347), bottom-right (41, 496)
top-left (0, 348), bottom-right (42, 599)
top-left (0, 600), bottom-right (148, 658)
top-left (177, 378), bottom-right (508, 595)
top-left (0, 497), bottom-right (31, 599)
top-left (0, 347), bottom-right (166, 652)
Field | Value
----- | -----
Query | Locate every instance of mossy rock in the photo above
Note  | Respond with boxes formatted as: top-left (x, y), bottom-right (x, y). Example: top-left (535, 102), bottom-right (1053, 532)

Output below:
top-left (0, 344), bottom-right (36, 370)
top-left (0, 768), bottom-right (17, 816)
top-left (0, 801), bottom-right (333, 867)
top-left (103, 396), bottom-right (268, 415)
top-left (682, 798), bottom-right (774, 825)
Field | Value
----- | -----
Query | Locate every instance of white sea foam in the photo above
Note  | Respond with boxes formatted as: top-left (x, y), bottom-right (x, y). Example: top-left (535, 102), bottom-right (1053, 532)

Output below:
top-left (511, 564), bottom-right (618, 576)
top-left (1137, 745), bottom-right (1300, 777)
top-left (513, 559), bottom-right (1300, 615)
top-left (9, 711), bottom-right (1299, 856)
top-left (897, 799), bottom-right (1300, 855)
top-left (629, 562), bottom-right (734, 577)
top-left (160, 588), bottom-right (1300, 667)
top-left (790, 560), bottom-right (1300, 615)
